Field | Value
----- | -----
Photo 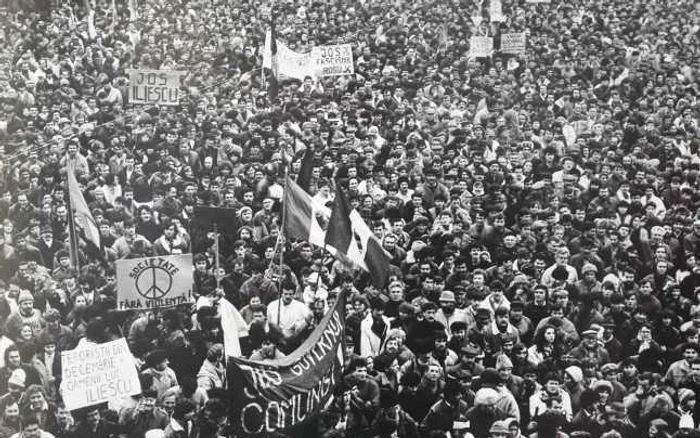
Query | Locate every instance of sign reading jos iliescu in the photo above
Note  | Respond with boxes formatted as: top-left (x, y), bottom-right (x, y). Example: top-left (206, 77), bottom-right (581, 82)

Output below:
top-left (116, 254), bottom-right (194, 310)
top-left (127, 69), bottom-right (183, 105)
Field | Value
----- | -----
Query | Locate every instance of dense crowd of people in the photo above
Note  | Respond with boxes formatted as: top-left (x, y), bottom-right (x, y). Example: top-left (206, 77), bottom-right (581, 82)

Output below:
top-left (0, 0), bottom-right (699, 436)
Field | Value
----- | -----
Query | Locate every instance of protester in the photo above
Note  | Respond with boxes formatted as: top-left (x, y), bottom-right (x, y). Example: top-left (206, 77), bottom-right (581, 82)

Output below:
top-left (0, 0), bottom-right (699, 435)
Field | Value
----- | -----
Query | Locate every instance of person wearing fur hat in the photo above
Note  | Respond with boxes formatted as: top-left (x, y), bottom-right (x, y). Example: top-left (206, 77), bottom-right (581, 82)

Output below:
top-left (467, 387), bottom-right (502, 438)
top-left (3, 291), bottom-right (44, 343)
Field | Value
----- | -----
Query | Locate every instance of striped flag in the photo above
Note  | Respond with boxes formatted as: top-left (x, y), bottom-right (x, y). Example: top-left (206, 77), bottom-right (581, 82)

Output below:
top-left (67, 171), bottom-right (100, 250)
top-left (325, 185), bottom-right (391, 288)
top-left (283, 177), bottom-right (327, 249)
top-left (348, 210), bottom-right (391, 288)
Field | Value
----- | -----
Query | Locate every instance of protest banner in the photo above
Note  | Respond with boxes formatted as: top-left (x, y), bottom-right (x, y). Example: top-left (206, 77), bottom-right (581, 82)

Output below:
top-left (500, 32), bottom-right (527, 54)
top-left (127, 69), bottom-right (182, 105)
top-left (263, 32), bottom-right (316, 80)
top-left (116, 254), bottom-right (193, 310)
top-left (60, 338), bottom-right (141, 410)
top-left (311, 44), bottom-right (354, 76)
top-left (229, 292), bottom-right (346, 436)
top-left (489, 0), bottom-right (505, 22)
top-left (469, 36), bottom-right (494, 58)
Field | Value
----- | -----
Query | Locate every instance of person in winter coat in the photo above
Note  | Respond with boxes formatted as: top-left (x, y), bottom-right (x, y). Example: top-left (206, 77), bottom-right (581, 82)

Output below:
top-left (163, 399), bottom-right (196, 438)
top-left (196, 344), bottom-right (226, 391)
top-left (360, 298), bottom-right (391, 358)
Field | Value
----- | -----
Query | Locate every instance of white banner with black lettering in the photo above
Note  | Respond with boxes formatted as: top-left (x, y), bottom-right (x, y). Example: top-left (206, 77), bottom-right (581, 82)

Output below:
top-left (61, 338), bottom-right (141, 410)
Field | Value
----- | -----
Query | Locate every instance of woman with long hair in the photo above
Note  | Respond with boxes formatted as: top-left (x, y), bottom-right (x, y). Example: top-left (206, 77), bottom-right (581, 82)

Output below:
top-left (527, 325), bottom-right (565, 367)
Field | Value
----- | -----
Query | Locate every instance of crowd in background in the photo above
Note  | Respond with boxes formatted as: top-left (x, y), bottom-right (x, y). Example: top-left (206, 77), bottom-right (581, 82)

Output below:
top-left (0, 0), bottom-right (699, 437)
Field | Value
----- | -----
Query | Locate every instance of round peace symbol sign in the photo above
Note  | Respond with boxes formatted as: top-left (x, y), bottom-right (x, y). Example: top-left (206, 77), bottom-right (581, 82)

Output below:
top-left (135, 266), bottom-right (173, 300)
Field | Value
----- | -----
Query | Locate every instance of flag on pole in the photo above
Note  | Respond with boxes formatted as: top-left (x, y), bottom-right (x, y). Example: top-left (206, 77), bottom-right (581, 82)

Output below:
top-left (268, 14), bottom-right (279, 100)
top-left (296, 146), bottom-right (315, 194)
top-left (67, 171), bottom-right (100, 249)
top-left (111, 0), bottom-right (117, 26)
top-left (219, 297), bottom-right (248, 358)
top-left (128, 0), bottom-right (138, 21)
top-left (325, 186), bottom-right (354, 253)
top-left (283, 177), bottom-right (327, 249)
top-left (348, 210), bottom-right (391, 288)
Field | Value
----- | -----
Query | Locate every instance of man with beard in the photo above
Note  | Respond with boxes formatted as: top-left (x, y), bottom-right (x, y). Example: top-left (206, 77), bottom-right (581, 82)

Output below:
top-left (486, 306), bottom-right (521, 347)
top-left (435, 291), bottom-right (466, 338)
top-left (431, 330), bottom-right (457, 370)
top-left (35, 227), bottom-right (62, 271)
top-left (4, 291), bottom-right (44, 342)
top-left (448, 321), bottom-right (468, 353)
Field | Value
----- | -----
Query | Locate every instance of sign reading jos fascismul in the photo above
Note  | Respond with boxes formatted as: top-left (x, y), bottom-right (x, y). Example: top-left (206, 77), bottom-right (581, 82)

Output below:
top-left (60, 338), bottom-right (141, 410)
top-left (116, 254), bottom-right (193, 311)
top-left (229, 291), bottom-right (346, 436)
top-left (311, 44), bottom-right (354, 76)
top-left (127, 69), bottom-right (183, 105)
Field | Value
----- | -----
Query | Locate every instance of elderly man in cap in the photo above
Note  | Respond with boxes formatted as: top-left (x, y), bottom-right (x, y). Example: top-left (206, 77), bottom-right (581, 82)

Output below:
top-left (569, 327), bottom-right (610, 364)
top-left (435, 290), bottom-right (466, 338)
top-left (35, 226), bottom-right (62, 271)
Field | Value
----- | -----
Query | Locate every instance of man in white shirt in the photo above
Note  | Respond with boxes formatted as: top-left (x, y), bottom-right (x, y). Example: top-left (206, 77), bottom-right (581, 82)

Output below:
top-left (267, 281), bottom-right (311, 351)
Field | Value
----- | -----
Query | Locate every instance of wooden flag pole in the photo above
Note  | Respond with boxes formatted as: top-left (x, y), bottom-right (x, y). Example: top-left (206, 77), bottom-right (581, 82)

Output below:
top-left (277, 164), bottom-right (288, 327)
top-left (213, 223), bottom-right (221, 289)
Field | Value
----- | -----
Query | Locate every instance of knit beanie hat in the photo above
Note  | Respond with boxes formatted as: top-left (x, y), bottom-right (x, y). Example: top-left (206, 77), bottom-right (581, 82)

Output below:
top-left (17, 290), bottom-right (33, 304)
top-left (8, 369), bottom-right (26, 388)
top-left (679, 388), bottom-right (696, 405)
top-left (565, 366), bottom-right (584, 383)
top-left (474, 388), bottom-right (499, 406)
top-left (496, 354), bottom-right (514, 370)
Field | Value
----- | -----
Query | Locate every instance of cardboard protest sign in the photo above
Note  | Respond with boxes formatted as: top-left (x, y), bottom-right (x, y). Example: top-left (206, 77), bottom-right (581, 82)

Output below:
top-left (61, 338), bottom-right (141, 410)
top-left (127, 69), bottom-right (183, 105)
top-left (469, 36), bottom-right (494, 58)
top-left (489, 0), bottom-right (505, 22)
top-left (311, 44), bottom-right (354, 76)
top-left (229, 292), bottom-right (346, 436)
top-left (500, 33), bottom-right (527, 54)
top-left (116, 254), bottom-right (193, 310)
